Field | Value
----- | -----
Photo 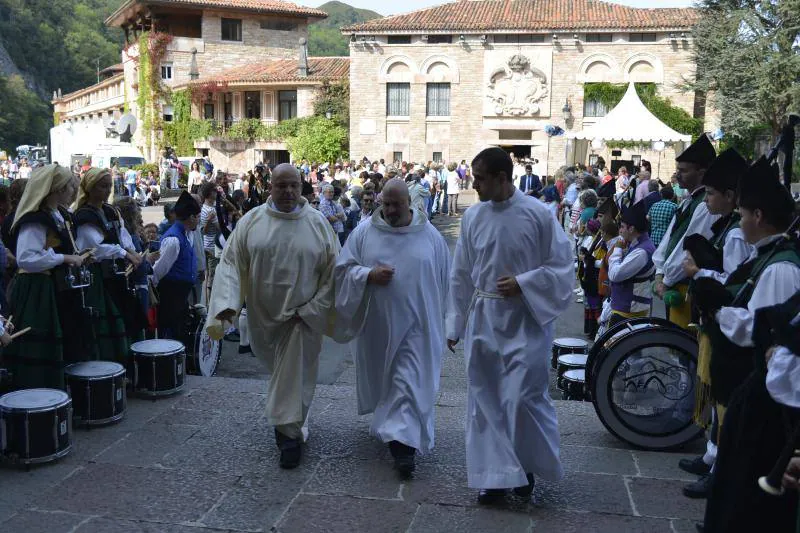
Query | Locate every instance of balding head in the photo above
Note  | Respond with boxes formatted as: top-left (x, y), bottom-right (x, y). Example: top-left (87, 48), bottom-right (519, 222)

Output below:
top-left (380, 178), bottom-right (412, 227)
top-left (271, 163), bottom-right (302, 212)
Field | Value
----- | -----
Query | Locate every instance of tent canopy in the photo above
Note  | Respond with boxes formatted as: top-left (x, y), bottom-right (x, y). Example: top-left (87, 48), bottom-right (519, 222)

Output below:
top-left (567, 82), bottom-right (691, 143)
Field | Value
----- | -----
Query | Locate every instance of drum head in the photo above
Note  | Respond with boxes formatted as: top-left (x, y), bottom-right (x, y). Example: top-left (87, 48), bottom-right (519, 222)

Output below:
top-left (193, 321), bottom-right (220, 377)
top-left (131, 339), bottom-right (184, 355)
top-left (0, 388), bottom-right (70, 410)
top-left (558, 353), bottom-right (588, 367)
top-left (65, 361), bottom-right (125, 378)
top-left (589, 319), bottom-right (702, 450)
top-left (563, 369), bottom-right (585, 382)
top-left (554, 337), bottom-right (589, 349)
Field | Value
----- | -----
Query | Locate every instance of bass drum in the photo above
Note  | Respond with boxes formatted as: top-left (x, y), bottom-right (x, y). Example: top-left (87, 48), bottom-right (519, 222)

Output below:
top-left (586, 317), bottom-right (702, 450)
top-left (186, 305), bottom-right (221, 377)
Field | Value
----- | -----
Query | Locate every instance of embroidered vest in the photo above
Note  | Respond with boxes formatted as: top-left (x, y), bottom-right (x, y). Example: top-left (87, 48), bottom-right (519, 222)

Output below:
top-left (74, 204), bottom-right (123, 245)
top-left (13, 208), bottom-right (77, 258)
top-left (610, 235), bottom-right (656, 314)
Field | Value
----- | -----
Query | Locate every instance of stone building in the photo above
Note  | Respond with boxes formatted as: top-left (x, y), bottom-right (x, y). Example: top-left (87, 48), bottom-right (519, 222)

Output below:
top-left (53, 0), bottom-right (348, 173)
top-left (343, 0), bottom-right (709, 180)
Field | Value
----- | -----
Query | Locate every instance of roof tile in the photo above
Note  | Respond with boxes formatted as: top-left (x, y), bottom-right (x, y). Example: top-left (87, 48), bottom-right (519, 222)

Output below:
top-left (191, 57), bottom-right (350, 84)
top-left (342, 0), bottom-right (698, 32)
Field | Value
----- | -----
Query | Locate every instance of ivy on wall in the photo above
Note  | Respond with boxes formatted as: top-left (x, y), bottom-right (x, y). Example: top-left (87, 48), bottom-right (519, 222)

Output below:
top-left (583, 83), bottom-right (703, 149)
top-left (135, 31), bottom-right (173, 154)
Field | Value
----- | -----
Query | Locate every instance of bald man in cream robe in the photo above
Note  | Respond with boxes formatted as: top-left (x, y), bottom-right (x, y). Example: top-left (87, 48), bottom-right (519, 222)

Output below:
top-left (206, 164), bottom-right (340, 469)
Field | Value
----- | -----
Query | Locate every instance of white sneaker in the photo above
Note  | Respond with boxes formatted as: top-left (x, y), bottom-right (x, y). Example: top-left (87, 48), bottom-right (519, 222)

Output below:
top-left (576, 297), bottom-right (584, 303)
top-left (573, 288), bottom-right (583, 294)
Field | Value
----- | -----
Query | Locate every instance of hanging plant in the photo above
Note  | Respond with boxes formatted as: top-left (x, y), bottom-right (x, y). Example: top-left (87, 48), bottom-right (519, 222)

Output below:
top-left (134, 31), bottom-right (174, 154)
top-left (189, 81), bottom-right (229, 105)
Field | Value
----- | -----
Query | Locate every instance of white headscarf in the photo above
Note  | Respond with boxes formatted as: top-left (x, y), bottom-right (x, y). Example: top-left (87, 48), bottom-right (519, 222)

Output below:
top-left (12, 164), bottom-right (74, 229)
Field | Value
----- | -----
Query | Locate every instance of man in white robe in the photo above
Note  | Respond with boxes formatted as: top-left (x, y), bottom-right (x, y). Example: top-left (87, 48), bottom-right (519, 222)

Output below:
top-left (446, 148), bottom-right (574, 504)
top-left (335, 179), bottom-right (450, 477)
top-left (206, 164), bottom-right (340, 469)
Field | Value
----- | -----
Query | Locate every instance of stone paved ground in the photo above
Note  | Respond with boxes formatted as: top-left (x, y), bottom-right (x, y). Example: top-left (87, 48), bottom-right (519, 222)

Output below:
top-left (0, 193), bottom-right (705, 532)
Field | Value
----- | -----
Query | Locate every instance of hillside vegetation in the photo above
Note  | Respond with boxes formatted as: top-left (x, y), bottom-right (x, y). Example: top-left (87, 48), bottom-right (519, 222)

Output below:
top-left (308, 1), bottom-right (381, 56)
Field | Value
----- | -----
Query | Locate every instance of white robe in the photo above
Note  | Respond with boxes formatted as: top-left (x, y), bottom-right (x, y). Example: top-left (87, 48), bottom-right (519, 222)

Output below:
top-left (335, 208), bottom-right (450, 452)
top-left (446, 189), bottom-right (574, 489)
top-left (652, 188), bottom-right (720, 287)
top-left (205, 198), bottom-right (340, 438)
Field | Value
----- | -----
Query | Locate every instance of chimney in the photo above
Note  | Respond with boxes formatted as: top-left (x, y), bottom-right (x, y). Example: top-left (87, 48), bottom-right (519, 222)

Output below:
top-left (189, 47), bottom-right (199, 80)
top-left (298, 37), bottom-right (308, 77)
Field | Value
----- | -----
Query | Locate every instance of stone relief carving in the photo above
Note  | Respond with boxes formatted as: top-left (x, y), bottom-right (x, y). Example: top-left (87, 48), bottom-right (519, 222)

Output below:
top-left (486, 54), bottom-right (549, 116)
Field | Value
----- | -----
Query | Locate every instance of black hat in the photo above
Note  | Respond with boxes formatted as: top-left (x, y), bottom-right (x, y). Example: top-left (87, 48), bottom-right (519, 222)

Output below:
top-left (620, 200), bottom-right (649, 232)
top-left (738, 156), bottom-right (794, 216)
top-left (302, 181), bottom-right (314, 196)
top-left (702, 148), bottom-right (747, 192)
top-left (676, 134), bottom-right (716, 168)
top-left (174, 191), bottom-right (200, 218)
top-left (596, 179), bottom-right (616, 199)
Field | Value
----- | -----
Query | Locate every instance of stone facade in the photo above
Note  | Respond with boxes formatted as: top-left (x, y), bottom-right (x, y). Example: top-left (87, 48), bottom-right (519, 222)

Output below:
top-left (349, 32), bottom-right (709, 181)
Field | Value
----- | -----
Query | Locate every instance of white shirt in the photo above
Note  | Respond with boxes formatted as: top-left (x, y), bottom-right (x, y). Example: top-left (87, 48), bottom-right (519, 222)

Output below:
top-left (75, 221), bottom-right (134, 261)
top-left (188, 170), bottom-right (203, 188)
top-left (18, 166), bottom-right (32, 179)
top-left (153, 230), bottom-right (195, 285)
top-left (17, 211), bottom-right (67, 273)
top-left (714, 235), bottom-right (800, 347)
top-left (767, 346), bottom-right (800, 408)
top-left (446, 171), bottom-right (461, 194)
top-left (607, 239), bottom-right (653, 283)
top-left (693, 227), bottom-right (753, 284)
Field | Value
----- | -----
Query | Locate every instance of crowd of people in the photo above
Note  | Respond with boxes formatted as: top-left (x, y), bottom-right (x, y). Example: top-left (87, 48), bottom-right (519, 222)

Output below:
top-left (0, 136), bottom-right (798, 532)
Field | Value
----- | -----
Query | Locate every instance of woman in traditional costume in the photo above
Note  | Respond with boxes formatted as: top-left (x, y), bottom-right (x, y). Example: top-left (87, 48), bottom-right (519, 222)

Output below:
top-left (5, 164), bottom-right (92, 389)
top-left (74, 168), bottom-right (144, 365)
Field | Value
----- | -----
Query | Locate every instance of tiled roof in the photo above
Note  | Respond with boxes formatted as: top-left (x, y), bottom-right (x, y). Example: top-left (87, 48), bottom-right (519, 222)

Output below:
top-left (107, 0), bottom-right (327, 26)
top-left (190, 57), bottom-right (350, 85)
top-left (342, 0), bottom-right (699, 33)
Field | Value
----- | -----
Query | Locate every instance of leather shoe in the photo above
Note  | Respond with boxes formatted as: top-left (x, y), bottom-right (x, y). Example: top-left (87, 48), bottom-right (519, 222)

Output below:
top-left (477, 489), bottom-right (506, 505)
top-left (512, 473), bottom-right (535, 498)
top-left (683, 473), bottom-right (714, 499)
top-left (678, 455), bottom-right (711, 476)
top-left (275, 429), bottom-right (302, 469)
top-left (388, 441), bottom-right (416, 477)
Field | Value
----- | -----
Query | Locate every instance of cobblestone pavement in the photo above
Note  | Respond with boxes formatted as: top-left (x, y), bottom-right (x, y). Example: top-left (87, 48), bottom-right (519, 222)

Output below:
top-left (0, 193), bottom-right (705, 532)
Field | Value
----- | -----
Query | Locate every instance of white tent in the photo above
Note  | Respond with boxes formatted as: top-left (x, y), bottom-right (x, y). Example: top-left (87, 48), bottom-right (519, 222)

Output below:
top-left (567, 82), bottom-right (691, 143)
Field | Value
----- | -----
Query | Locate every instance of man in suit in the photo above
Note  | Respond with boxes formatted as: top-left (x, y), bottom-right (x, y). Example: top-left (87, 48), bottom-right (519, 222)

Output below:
top-left (518, 164), bottom-right (542, 195)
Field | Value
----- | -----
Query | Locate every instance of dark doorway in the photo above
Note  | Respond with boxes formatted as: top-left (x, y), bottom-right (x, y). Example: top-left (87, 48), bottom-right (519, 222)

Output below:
top-left (498, 144), bottom-right (531, 159)
top-left (611, 159), bottom-right (634, 175)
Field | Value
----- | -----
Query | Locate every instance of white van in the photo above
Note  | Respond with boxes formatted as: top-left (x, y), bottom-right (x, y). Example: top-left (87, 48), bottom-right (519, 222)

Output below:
top-left (91, 143), bottom-right (146, 169)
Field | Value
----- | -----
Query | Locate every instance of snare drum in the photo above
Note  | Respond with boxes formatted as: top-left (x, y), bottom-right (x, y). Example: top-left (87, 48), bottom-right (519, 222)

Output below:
top-left (186, 305), bottom-right (221, 377)
top-left (561, 369), bottom-right (587, 401)
top-left (556, 353), bottom-right (588, 391)
top-left (551, 337), bottom-right (589, 369)
top-left (0, 389), bottom-right (72, 465)
top-left (64, 361), bottom-right (126, 426)
top-left (130, 339), bottom-right (186, 397)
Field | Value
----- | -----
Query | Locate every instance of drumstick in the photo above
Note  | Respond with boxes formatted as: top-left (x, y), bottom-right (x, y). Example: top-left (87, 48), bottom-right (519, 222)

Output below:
top-left (5, 315), bottom-right (12, 327)
top-left (8, 327), bottom-right (31, 340)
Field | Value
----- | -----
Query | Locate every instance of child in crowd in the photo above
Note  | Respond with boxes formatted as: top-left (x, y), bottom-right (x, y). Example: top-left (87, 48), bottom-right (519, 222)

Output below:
top-left (578, 218), bottom-right (603, 338)
top-left (595, 221), bottom-right (621, 339)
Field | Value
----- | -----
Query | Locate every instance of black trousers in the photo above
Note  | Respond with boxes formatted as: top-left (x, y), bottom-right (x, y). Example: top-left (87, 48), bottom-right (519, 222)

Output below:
top-left (157, 280), bottom-right (193, 341)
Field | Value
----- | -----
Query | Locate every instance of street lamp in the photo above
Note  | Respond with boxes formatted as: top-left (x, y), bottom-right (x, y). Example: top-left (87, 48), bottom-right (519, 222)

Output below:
top-left (562, 99), bottom-right (572, 122)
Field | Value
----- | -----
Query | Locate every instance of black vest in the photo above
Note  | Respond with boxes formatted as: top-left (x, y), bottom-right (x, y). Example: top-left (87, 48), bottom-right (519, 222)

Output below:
top-left (74, 204), bottom-right (122, 245)
top-left (12, 207), bottom-right (77, 257)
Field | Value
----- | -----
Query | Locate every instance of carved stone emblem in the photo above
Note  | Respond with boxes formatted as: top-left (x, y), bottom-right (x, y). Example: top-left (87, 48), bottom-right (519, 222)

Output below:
top-left (486, 54), bottom-right (549, 116)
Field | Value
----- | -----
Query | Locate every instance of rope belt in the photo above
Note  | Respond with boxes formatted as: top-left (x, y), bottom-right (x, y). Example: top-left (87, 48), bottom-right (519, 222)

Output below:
top-left (475, 289), bottom-right (505, 300)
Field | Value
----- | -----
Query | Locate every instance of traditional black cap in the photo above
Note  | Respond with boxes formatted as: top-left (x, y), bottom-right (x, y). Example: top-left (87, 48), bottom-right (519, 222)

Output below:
top-left (738, 156), bottom-right (794, 216)
top-left (596, 179), bottom-right (616, 199)
top-left (702, 148), bottom-right (747, 192)
top-left (174, 191), bottom-right (201, 218)
top-left (620, 200), bottom-right (649, 232)
top-left (676, 134), bottom-right (716, 168)
top-left (597, 197), bottom-right (620, 219)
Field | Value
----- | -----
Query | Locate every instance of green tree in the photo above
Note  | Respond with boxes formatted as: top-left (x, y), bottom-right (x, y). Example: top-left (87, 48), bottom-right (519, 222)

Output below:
top-left (691, 0), bottom-right (800, 153)
top-left (0, 74), bottom-right (51, 151)
top-left (284, 116), bottom-right (348, 163)
top-left (308, 1), bottom-right (381, 56)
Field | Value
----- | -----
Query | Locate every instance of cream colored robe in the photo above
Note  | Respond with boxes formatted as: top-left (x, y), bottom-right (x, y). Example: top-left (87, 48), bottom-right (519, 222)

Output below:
top-left (206, 198), bottom-right (340, 438)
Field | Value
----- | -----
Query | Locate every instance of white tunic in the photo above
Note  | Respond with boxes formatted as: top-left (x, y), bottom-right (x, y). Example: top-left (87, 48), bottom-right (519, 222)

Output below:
top-left (652, 187), bottom-right (720, 287)
top-left (335, 208), bottom-right (450, 452)
top-left (205, 199), bottom-right (340, 434)
top-left (446, 189), bottom-right (574, 489)
top-left (767, 346), bottom-right (800, 408)
top-left (693, 227), bottom-right (753, 284)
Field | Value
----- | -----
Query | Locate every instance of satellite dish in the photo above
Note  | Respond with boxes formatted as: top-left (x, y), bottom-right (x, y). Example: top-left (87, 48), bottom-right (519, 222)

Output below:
top-left (117, 114), bottom-right (137, 143)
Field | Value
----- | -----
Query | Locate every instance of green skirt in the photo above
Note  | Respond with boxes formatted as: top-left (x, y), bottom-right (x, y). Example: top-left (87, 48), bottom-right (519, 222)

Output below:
top-left (3, 274), bottom-right (95, 389)
top-left (84, 264), bottom-right (129, 366)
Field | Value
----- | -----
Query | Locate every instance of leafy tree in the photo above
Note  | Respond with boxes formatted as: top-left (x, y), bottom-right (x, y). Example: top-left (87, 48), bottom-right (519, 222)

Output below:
top-left (284, 116), bottom-right (348, 164)
top-left (0, 74), bottom-right (51, 151)
top-left (313, 79), bottom-right (350, 129)
top-left (691, 0), bottom-right (800, 154)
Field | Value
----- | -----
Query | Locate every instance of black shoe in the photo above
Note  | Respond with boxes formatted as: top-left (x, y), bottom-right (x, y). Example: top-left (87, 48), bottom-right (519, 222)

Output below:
top-left (477, 489), bottom-right (506, 505)
top-left (512, 473), bottom-right (535, 498)
top-left (682, 473), bottom-right (714, 499)
top-left (388, 441), bottom-right (416, 477)
top-left (275, 429), bottom-right (302, 469)
top-left (695, 524), bottom-right (704, 533)
top-left (679, 455), bottom-right (712, 476)
top-left (238, 344), bottom-right (252, 355)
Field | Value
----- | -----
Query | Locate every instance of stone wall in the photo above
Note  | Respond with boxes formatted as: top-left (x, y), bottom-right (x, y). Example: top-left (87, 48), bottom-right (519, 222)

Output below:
top-left (349, 33), bottom-right (700, 177)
